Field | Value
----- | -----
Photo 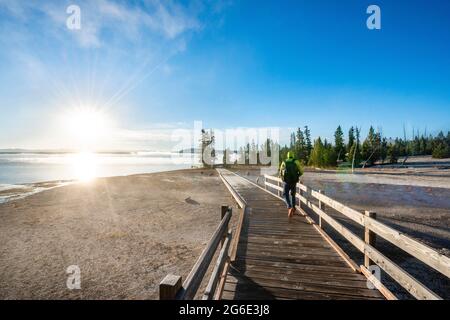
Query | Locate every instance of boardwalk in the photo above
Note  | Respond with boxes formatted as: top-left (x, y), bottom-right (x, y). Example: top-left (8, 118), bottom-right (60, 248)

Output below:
top-left (218, 169), bottom-right (385, 300)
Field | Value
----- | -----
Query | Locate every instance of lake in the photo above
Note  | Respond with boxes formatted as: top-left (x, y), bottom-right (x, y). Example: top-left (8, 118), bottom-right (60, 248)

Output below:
top-left (0, 151), bottom-right (199, 185)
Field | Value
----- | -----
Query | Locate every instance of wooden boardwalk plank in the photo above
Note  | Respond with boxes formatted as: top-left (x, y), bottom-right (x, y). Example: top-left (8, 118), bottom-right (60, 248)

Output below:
top-left (217, 169), bottom-right (385, 300)
top-left (226, 275), bottom-right (382, 298)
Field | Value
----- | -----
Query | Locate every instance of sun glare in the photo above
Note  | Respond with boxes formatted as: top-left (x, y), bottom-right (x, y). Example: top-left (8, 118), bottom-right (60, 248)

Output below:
top-left (61, 106), bottom-right (112, 182)
top-left (70, 152), bottom-right (97, 182)
top-left (64, 106), bottom-right (110, 147)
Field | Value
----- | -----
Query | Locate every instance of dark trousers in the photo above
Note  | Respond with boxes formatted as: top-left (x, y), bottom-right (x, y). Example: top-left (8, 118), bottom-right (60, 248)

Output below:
top-left (283, 182), bottom-right (297, 209)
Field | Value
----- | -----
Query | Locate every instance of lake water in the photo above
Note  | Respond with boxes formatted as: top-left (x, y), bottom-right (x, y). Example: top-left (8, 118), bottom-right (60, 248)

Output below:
top-left (0, 151), bottom-right (199, 185)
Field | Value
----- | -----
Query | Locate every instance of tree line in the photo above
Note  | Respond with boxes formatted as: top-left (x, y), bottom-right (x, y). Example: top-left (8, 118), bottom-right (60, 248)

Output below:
top-left (200, 126), bottom-right (450, 169)
top-left (283, 125), bottom-right (450, 168)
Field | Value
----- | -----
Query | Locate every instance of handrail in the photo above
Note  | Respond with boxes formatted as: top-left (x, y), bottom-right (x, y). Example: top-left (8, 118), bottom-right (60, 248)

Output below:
top-left (202, 230), bottom-right (233, 300)
top-left (216, 168), bottom-right (248, 262)
top-left (218, 169), bottom-right (247, 208)
top-left (159, 207), bottom-right (232, 300)
top-left (264, 174), bottom-right (447, 300)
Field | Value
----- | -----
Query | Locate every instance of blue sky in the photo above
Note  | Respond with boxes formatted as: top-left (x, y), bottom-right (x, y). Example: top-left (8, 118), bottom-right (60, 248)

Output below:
top-left (0, 0), bottom-right (449, 150)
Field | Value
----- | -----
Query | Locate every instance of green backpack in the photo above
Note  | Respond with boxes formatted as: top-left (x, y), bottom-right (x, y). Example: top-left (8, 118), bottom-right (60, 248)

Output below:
top-left (282, 158), bottom-right (300, 184)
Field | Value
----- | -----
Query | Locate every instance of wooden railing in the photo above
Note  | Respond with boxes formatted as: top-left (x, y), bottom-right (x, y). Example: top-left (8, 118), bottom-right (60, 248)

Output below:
top-left (217, 169), bottom-right (247, 262)
top-left (159, 206), bottom-right (233, 300)
top-left (264, 174), bottom-right (450, 300)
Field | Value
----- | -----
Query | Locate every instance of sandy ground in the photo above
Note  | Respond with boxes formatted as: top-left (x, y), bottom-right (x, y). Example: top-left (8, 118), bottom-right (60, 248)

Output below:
top-left (0, 169), bottom-right (235, 299)
top-left (232, 161), bottom-right (450, 299)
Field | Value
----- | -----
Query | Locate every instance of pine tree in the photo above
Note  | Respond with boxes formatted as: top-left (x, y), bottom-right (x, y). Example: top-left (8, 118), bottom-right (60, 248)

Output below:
top-left (350, 127), bottom-right (362, 170)
top-left (356, 127), bottom-right (361, 145)
top-left (349, 142), bottom-right (362, 168)
top-left (432, 131), bottom-right (450, 159)
top-left (362, 126), bottom-right (381, 166)
top-left (295, 128), bottom-right (307, 163)
top-left (260, 138), bottom-right (272, 165)
top-left (323, 143), bottom-right (337, 167)
top-left (249, 140), bottom-right (258, 165)
top-left (304, 125), bottom-right (312, 161)
top-left (380, 137), bottom-right (388, 163)
top-left (290, 132), bottom-right (296, 149)
top-left (245, 143), bottom-right (250, 165)
top-left (432, 142), bottom-right (450, 159)
top-left (387, 141), bottom-right (399, 163)
top-left (419, 136), bottom-right (427, 155)
top-left (334, 125), bottom-right (345, 161)
top-left (308, 137), bottom-right (324, 167)
top-left (347, 126), bottom-right (355, 157)
top-left (413, 136), bottom-right (421, 155)
top-left (266, 138), bottom-right (272, 158)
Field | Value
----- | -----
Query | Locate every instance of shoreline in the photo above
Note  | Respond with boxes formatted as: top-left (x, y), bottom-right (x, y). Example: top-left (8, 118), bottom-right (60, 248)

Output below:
top-left (0, 167), bottom-right (200, 204)
top-left (0, 181), bottom-right (73, 204)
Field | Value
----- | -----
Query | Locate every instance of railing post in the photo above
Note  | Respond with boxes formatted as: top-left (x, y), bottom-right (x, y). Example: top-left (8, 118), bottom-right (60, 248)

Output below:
top-left (364, 210), bottom-right (377, 268)
top-left (221, 205), bottom-right (228, 219)
top-left (277, 180), bottom-right (281, 198)
top-left (220, 205), bottom-right (228, 248)
top-left (298, 183), bottom-right (302, 210)
top-left (318, 190), bottom-right (324, 228)
top-left (160, 274), bottom-right (182, 300)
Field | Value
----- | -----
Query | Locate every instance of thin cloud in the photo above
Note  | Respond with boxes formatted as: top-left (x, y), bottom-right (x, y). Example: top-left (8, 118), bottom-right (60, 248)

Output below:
top-left (0, 0), bottom-right (203, 48)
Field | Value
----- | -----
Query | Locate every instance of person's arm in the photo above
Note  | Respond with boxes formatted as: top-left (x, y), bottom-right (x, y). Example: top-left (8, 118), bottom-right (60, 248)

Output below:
top-left (279, 161), bottom-right (286, 177)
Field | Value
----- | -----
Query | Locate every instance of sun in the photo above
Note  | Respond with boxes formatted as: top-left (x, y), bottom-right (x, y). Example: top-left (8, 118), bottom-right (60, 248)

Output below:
top-left (59, 106), bottom-right (114, 181)
top-left (63, 106), bottom-right (111, 147)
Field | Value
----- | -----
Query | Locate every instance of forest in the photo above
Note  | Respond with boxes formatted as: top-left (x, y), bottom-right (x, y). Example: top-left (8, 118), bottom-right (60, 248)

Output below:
top-left (217, 126), bottom-right (450, 169)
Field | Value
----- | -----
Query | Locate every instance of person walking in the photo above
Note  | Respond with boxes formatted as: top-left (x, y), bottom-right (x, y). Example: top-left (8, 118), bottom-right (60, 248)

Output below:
top-left (279, 152), bottom-right (303, 218)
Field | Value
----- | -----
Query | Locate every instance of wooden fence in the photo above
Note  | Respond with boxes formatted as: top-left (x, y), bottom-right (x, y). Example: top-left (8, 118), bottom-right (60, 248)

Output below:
top-left (159, 206), bottom-right (233, 300)
top-left (264, 174), bottom-right (450, 300)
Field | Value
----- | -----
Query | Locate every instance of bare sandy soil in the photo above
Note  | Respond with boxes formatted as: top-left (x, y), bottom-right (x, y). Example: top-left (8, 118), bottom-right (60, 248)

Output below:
top-left (232, 160), bottom-right (450, 299)
top-left (0, 169), bottom-right (234, 299)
